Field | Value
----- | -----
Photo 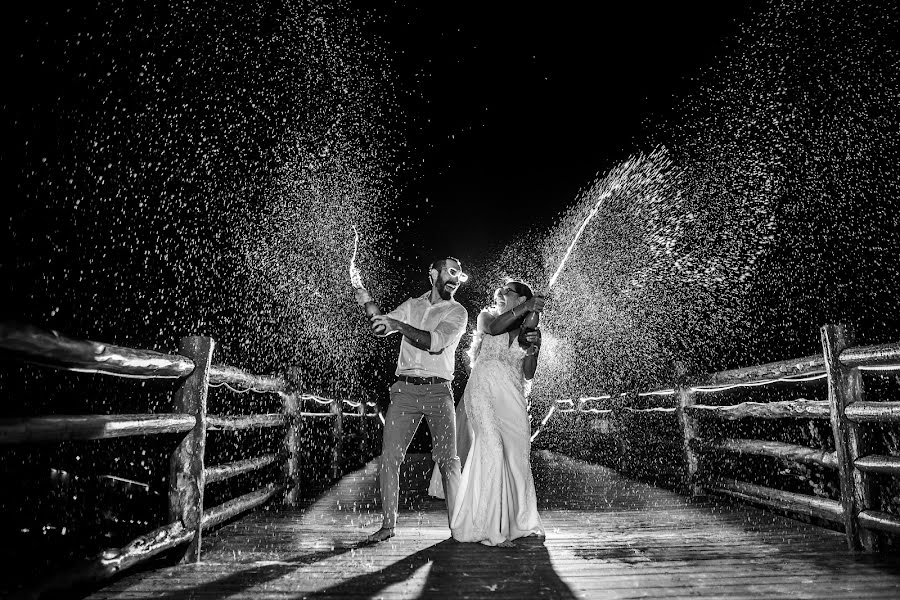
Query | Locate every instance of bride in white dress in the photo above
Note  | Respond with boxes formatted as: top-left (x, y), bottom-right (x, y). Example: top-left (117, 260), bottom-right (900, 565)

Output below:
top-left (430, 280), bottom-right (546, 547)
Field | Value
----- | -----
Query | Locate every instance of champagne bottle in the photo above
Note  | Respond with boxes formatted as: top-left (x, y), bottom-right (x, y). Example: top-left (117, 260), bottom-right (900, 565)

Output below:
top-left (518, 310), bottom-right (539, 348)
top-left (363, 300), bottom-right (386, 335)
top-left (364, 301), bottom-right (382, 319)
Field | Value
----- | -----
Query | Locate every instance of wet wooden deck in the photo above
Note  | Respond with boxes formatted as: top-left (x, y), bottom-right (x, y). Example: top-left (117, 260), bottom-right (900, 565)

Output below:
top-left (89, 450), bottom-right (900, 599)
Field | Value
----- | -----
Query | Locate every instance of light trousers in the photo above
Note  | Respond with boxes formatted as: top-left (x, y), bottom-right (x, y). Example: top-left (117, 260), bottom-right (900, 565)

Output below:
top-left (379, 380), bottom-right (461, 528)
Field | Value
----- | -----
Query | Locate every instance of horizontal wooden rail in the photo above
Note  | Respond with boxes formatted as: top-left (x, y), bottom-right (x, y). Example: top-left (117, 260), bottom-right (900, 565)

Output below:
top-left (683, 341), bottom-right (898, 389)
top-left (65, 520), bottom-right (193, 591)
top-left (0, 407), bottom-right (371, 444)
top-left (707, 478), bottom-right (843, 523)
top-left (625, 406), bottom-right (676, 414)
top-left (0, 321), bottom-right (194, 379)
top-left (628, 439), bottom-right (682, 450)
top-left (687, 399), bottom-right (830, 420)
top-left (0, 414), bottom-right (195, 444)
top-left (36, 483), bottom-right (284, 596)
top-left (208, 364), bottom-right (286, 393)
top-left (699, 353), bottom-right (825, 388)
top-left (840, 342), bottom-right (900, 369)
top-left (696, 438), bottom-right (838, 469)
top-left (855, 455), bottom-right (900, 476)
top-left (207, 414), bottom-right (286, 429)
top-left (206, 454), bottom-right (279, 484)
top-left (201, 483), bottom-right (284, 530)
top-left (858, 510), bottom-right (900, 536)
top-left (580, 409), bottom-right (613, 416)
top-left (844, 401), bottom-right (900, 423)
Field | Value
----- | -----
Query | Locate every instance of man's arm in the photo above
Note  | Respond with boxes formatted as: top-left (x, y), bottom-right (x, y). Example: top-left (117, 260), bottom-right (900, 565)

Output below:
top-left (426, 305), bottom-right (468, 354)
top-left (371, 304), bottom-right (467, 353)
top-left (361, 297), bottom-right (410, 337)
top-left (369, 305), bottom-right (431, 350)
top-left (389, 321), bottom-right (432, 351)
top-left (367, 317), bottom-right (432, 351)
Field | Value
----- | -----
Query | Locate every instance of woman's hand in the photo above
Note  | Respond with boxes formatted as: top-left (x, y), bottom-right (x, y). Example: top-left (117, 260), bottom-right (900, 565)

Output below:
top-left (523, 295), bottom-right (546, 313)
top-left (523, 328), bottom-right (541, 352)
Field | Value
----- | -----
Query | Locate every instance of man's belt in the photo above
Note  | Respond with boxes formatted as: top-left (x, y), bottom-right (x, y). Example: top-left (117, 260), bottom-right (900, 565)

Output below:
top-left (397, 375), bottom-right (451, 385)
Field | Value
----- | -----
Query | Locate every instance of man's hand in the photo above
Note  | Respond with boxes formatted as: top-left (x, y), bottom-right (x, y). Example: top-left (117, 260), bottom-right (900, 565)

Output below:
top-left (371, 315), bottom-right (400, 337)
top-left (355, 288), bottom-right (372, 306)
top-left (524, 295), bottom-right (546, 313)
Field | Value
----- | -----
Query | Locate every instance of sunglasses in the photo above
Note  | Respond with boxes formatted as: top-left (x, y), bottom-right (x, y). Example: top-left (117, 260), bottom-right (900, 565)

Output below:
top-left (445, 266), bottom-right (469, 283)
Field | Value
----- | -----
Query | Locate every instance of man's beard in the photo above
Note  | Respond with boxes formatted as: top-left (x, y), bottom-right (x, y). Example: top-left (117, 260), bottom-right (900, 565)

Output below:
top-left (437, 280), bottom-right (453, 301)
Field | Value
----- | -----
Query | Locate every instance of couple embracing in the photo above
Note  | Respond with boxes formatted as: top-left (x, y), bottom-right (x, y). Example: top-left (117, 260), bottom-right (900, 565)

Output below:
top-left (355, 256), bottom-right (545, 547)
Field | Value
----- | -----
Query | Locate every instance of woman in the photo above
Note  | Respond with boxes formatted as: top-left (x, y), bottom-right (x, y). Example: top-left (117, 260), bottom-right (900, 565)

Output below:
top-left (443, 279), bottom-right (546, 547)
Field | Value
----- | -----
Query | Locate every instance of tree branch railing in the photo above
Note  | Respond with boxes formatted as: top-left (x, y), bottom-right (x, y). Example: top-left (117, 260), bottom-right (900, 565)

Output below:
top-left (551, 323), bottom-right (900, 552)
top-left (0, 321), bottom-right (381, 596)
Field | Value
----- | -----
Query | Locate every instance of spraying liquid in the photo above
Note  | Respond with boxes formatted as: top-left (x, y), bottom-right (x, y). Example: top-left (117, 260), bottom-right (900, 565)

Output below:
top-left (547, 187), bottom-right (617, 290)
top-left (349, 226), bottom-right (364, 290)
top-left (521, 183), bottom-right (619, 344)
top-left (349, 226), bottom-right (382, 320)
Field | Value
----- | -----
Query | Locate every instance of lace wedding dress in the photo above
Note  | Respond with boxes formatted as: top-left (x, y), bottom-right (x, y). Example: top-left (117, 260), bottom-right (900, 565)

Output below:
top-left (446, 330), bottom-right (544, 546)
top-left (427, 398), bottom-right (471, 499)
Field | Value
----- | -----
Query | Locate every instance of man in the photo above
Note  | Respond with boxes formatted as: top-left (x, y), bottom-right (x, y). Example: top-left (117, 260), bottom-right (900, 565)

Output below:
top-left (355, 257), bottom-right (469, 543)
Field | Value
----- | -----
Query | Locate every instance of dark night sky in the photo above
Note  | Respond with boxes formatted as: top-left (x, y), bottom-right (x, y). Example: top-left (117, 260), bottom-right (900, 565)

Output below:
top-left (0, 1), bottom-right (764, 334)
top-left (0, 2), bottom-right (754, 273)
top-left (375, 2), bottom-right (752, 265)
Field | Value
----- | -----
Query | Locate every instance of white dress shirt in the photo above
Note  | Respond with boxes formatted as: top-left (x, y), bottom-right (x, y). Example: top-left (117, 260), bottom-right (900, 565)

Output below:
top-left (386, 291), bottom-right (469, 380)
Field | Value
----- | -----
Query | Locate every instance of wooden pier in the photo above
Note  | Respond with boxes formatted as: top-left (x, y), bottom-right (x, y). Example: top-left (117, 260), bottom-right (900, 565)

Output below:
top-left (87, 452), bottom-right (900, 599)
top-left (4, 321), bottom-right (900, 598)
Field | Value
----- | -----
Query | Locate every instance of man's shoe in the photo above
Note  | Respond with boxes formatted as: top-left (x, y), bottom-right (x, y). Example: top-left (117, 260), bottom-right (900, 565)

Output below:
top-left (365, 527), bottom-right (395, 543)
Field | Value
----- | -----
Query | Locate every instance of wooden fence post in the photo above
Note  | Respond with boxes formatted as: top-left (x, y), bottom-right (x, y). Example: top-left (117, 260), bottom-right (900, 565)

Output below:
top-left (612, 395), bottom-right (630, 474)
top-left (821, 323), bottom-right (875, 551)
top-left (358, 400), bottom-right (368, 463)
top-left (168, 336), bottom-right (214, 563)
top-left (677, 387), bottom-right (702, 497)
top-left (331, 398), bottom-right (343, 479)
top-left (282, 392), bottom-right (301, 506)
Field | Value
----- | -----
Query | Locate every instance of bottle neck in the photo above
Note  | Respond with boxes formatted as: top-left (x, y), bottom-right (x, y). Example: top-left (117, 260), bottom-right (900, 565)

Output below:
top-left (364, 301), bottom-right (382, 317)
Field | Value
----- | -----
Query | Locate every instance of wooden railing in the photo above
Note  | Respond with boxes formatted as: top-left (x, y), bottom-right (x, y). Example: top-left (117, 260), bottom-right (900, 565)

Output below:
top-left (551, 323), bottom-right (900, 551)
top-left (0, 321), bottom-right (380, 594)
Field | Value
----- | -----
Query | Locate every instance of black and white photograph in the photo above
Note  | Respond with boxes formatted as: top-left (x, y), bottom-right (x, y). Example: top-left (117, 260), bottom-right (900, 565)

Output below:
top-left (2, 1), bottom-right (900, 598)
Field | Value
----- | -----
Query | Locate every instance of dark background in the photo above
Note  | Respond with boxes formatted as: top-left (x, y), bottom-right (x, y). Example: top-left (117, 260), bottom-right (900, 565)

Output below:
top-left (371, 1), bottom-right (751, 269)
top-left (3, 0), bottom-right (900, 592)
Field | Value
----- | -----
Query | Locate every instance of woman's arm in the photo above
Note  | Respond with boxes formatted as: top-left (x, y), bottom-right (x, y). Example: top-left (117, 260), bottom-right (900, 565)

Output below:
top-left (487, 295), bottom-right (546, 336)
top-left (486, 306), bottom-right (520, 335)
top-left (522, 329), bottom-right (541, 380)
top-left (476, 310), bottom-right (493, 334)
top-left (465, 311), bottom-right (493, 372)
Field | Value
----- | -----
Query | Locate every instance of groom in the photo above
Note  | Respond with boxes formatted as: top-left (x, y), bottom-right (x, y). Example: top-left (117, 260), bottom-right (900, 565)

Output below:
top-left (355, 257), bottom-right (469, 543)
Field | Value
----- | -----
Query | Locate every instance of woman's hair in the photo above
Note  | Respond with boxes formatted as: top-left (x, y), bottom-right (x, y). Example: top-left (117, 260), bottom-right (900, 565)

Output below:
top-left (506, 280), bottom-right (534, 300)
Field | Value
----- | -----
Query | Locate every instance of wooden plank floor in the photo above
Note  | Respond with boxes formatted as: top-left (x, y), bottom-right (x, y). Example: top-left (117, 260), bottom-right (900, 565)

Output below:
top-left (89, 450), bottom-right (900, 599)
